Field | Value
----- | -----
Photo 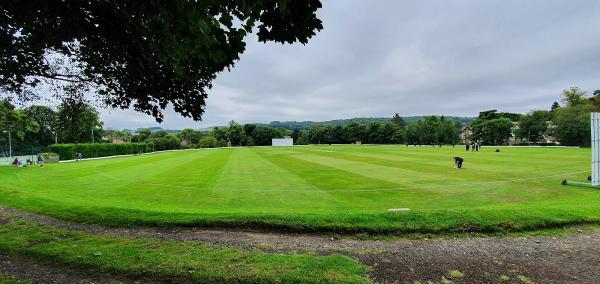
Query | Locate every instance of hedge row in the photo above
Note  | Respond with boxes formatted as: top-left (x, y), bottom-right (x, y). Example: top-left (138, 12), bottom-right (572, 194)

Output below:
top-left (48, 143), bottom-right (153, 160)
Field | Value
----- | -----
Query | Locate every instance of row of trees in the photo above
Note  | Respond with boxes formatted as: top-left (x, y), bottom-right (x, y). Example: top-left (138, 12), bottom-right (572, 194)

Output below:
top-left (127, 121), bottom-right (291, 150)
top-left (298, 114), bottom-right (462, 145)
top-left (0, 100), bottom-right (103, 156)
top-left (468, 87), bottom-right (600, 146)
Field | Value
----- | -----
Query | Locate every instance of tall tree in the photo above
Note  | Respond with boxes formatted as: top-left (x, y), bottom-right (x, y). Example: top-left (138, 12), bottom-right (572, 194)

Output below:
top-left (561, 87), bottom-right (587, 107)
top-left (23, 105), bottom-right (56, 146)
top-left (179, 128), bottom-right (203, 145)
top-left (55, 100), bottom-right (103, 143)
top-left (553, 104), bottom-right (594, 146)
top-left (471, 118), bottom-right (514, 145)
top-left (0, 100), bottom-right (39, 141)
top-left (227, 121), bottom-right (246, 146)
top-left (1, 1), bottom-right (323, 122)
top-left (391, 113), bottom-right (406, 128)
top-left (345, 122), bottom-right (366, 143)
top-left (516, 110), bottom-right (551, 143)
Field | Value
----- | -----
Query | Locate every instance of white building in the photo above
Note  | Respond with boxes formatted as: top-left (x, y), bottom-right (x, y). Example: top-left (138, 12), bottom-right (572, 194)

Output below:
top-left (272, 136), bottom-right (294, 147)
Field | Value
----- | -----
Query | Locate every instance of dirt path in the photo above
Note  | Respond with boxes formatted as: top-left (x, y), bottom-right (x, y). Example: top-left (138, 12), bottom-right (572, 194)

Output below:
top-left (2, 206), bottom-right (600, 283)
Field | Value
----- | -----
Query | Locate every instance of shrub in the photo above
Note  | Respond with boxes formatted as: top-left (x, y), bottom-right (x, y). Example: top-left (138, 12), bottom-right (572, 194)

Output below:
top-left (198, 136), bottom-right (217, 148)
top-left (147, 135), bottom-right (180, 151)
top-left (48, 143), bottom-right (152, 160)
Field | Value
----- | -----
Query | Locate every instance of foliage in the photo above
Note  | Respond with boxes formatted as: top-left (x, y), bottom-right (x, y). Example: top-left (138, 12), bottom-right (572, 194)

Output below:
top-left (406, 116), bottom-right (461, 145)
top-left (0, 100), bottom-right (39, 140)
top-left (391, 113), bottom-right (406, 128)
top-left (303, 116), bottom-right (460, 145)
top-left (469, 110), bottom-right (522, 145)
top-left (198, 135), bottom-right (217, 148)
top-left (471, 117), bottom-right (514, 145)
top-left (48, 143), bottom-right (151, 160)
top-left (0, 1), bottom-right (323, 122)
top-left (345, 122), bottom-right (367, 143)
top-left (146, 131), bottom-right (179, 151)
top-left (55, 100), bottom-right (103, 144)
top-left (561, 86), bottom-right (587, 107)
top-left (265, 116), bottom-right (474, 131)
top-left (553, 104), bottom-right (595, 146)
top-left (251, 126), bottom-right (285, 146)
top-left (227, 120), bottom-right (246, 146)
top-left (132, 128), bottom-right (152, 142)
top-left (516, 110), bottom-right (551, 143)
top-left (178, 128), bottom-right (203, 145)
top-left (23, 105), bottom-right (56, 146)
top-left (550, 101), bottom-right (560, 112)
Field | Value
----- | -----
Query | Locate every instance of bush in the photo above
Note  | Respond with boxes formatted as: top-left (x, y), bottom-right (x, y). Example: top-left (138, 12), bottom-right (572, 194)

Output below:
top-left (216, 139), bottom-right (229, 148)
top-left (147, 135), bottom-right (180, 151)
top-left (48, 143), bottom-right (152, 160)
top-left (198, 136), bottom-right (217, 148)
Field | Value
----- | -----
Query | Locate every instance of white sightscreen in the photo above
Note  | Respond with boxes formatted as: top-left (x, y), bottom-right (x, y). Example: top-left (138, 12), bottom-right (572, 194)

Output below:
top-left (592, 113), bottom-right (600, 186)
top-left (272, 138), bottom-right (293, 147)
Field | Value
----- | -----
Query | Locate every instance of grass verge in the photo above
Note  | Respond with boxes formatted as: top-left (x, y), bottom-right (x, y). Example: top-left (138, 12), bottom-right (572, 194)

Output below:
top-left (0, 214), bottom-right (369, 283)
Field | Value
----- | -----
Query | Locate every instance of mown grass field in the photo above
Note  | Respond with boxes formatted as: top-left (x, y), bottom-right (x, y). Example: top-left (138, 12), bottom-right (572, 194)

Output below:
top-left (0, 145), bottom-right (598, 234)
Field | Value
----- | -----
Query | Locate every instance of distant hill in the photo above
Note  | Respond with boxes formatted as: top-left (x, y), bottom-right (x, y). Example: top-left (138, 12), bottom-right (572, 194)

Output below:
top-left (125, 116), bottom-right (475, 132)
top-left (123, 127), bottom-right (179, 133)
top-left (258, 116), bottom-right (475, 130)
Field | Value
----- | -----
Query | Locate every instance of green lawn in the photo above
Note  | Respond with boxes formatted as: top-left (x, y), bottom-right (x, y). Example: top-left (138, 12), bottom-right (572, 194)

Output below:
top-left (0, 215), bottom-right (368, 283)
top-left (1, 145), bottom-right (598, 234)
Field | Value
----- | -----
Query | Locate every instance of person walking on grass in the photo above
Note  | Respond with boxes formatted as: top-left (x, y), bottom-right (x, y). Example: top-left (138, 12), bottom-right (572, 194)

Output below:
top-left (37, 155), bottom-right (44, 167)
top-left (465, 143), bottom-right (470, 151)
top-left (475, 142), bottom-right (479, 151)
top-left (454, 156), bottom-right (464, 169)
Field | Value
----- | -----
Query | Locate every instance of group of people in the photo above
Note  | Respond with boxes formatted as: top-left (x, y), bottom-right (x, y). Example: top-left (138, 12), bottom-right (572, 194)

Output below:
top-left (11, 155), bottom-right (45, 167)
top-left (465, 142), bottom-right (480, 151)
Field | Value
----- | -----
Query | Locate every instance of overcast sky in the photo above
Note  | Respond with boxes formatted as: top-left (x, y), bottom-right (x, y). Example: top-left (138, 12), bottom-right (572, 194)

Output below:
top-left (101, 0), bottom-right (600, 130)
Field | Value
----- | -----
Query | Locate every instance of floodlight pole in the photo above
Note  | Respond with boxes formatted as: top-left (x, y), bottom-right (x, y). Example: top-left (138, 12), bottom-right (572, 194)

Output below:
top-left (4, 128), bottom-right (11, 158)
top-left (8, 129), bottom-right (11, 158)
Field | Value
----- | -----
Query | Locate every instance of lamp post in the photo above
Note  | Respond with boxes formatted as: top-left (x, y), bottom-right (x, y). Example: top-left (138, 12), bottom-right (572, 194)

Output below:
top-left (3, 128), bottom-right (11, 158)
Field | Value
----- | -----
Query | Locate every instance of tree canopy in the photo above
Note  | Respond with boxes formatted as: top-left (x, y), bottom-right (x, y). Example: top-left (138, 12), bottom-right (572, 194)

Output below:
top-left (0, 0), bottom-right (323, 121)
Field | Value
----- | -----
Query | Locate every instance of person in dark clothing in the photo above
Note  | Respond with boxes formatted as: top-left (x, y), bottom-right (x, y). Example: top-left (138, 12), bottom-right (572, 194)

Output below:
top-left (465, 143), bottom-right (470, 151)
top-left (454, 156), bottom-right (464, 169)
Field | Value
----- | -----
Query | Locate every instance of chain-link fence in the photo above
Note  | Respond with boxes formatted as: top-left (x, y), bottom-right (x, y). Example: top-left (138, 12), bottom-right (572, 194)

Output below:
top-left (0, 145), bottom-right (48, 165)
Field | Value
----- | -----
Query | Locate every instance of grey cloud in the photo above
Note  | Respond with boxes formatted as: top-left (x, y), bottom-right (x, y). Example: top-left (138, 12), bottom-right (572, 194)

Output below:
top-left (101, 0), bottom-right (600, 129)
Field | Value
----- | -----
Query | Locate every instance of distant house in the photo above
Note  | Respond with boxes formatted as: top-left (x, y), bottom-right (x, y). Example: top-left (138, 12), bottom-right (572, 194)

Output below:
top-left (101, 136), bottom-right (125, 144)
top-left (542, 121), bottom-right (559, 144)
top-left (460, 126), bottom-right (472, 144)
top-left (272, 136), bottom-right (294, 147)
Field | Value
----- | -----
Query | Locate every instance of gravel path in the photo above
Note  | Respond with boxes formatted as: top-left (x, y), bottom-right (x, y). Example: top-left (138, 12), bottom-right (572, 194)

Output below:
top-left (1, 206), bottom-right (600, 283)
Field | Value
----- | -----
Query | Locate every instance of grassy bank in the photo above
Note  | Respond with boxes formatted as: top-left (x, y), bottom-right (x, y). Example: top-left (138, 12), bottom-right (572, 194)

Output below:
top-left (0, 214), bottom-right (368, 283)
